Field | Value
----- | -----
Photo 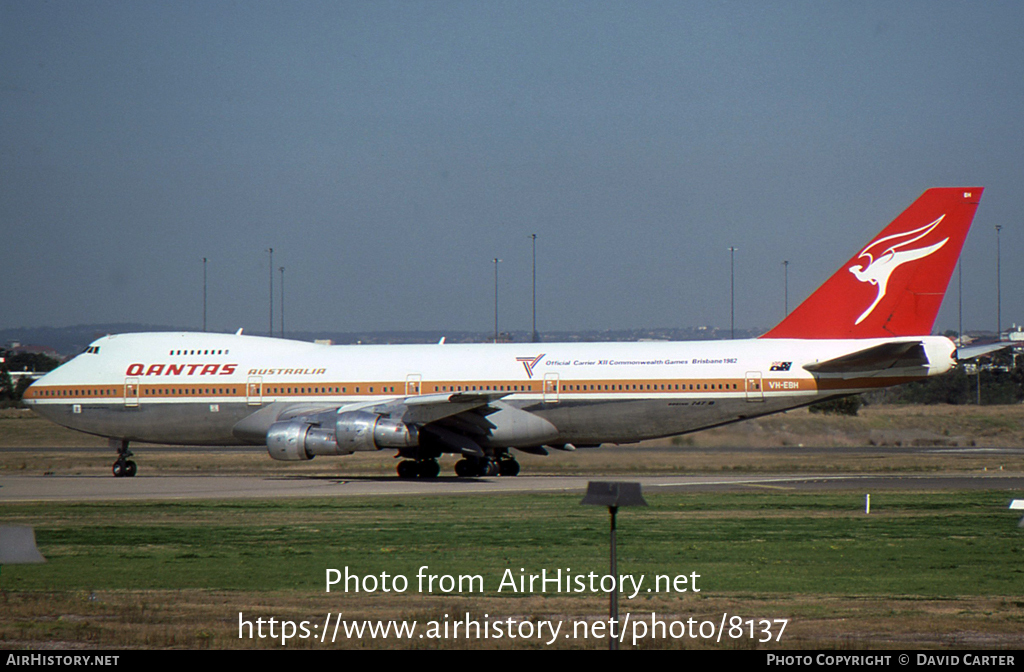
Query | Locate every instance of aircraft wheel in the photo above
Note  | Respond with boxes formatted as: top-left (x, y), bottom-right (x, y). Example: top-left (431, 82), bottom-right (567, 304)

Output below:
top-left (483, 458), bottom-right (499, 477)
top-left (418, 459), bottom-right (440, 479)
top-left (499, 459), bottom-right (520, 477)
top-left (396, 460), bottom-right (418, 479)
top-left (454, 459), bottom-right (474, 478)
top-left (111, 440), bottom-right (134, 478)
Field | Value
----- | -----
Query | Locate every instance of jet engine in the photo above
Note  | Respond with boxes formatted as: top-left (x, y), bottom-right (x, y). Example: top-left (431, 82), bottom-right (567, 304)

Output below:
top-left (334, 410), bottom-right (419, 452)
top-left (266, 422), bottom-right (338, 461)
top-left (266, 410), bottom-right (419, 461)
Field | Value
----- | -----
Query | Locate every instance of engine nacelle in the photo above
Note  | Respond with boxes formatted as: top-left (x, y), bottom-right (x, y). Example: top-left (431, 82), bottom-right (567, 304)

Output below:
top-left (335, 411), bottom-right (419, 452)
top-left (266, 412), bottom-right (418, 461)
top-left (267, 421), bottom-right (350, 461)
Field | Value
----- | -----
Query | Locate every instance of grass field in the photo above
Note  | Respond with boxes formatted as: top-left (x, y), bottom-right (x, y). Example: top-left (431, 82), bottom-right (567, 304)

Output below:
top-left (2, 491), bottom-right (1023, 649)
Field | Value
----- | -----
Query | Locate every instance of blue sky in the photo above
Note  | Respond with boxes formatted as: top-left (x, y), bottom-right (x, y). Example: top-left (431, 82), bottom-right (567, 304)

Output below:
top-left (2, 1), bottom-right (1022, 336)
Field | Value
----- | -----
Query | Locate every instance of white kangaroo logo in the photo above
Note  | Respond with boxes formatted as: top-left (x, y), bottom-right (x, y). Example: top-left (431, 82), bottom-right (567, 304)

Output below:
top-left (848, 215), bottom-right (948, 325)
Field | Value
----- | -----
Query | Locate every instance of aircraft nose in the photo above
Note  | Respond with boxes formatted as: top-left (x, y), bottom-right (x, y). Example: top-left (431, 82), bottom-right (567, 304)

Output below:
top-left (22, 366), bottom-right (59, 405)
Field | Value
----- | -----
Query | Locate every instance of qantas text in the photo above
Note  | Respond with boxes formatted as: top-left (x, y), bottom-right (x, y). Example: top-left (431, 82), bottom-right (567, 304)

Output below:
top-left (125, 363), bottom-right (238, 376)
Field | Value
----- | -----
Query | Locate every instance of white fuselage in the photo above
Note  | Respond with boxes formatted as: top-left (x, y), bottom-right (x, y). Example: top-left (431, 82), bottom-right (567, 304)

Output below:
top-left (24, 332), bottom-right (956, 449)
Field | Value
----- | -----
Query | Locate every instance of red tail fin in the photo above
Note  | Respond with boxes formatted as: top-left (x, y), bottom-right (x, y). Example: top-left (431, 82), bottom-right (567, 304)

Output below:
top-left (762, 188), bottom-right (983, 339)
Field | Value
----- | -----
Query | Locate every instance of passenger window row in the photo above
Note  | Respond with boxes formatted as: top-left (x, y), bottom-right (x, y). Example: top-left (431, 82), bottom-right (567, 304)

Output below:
top-left (34, 380), bottom-right (755, 398)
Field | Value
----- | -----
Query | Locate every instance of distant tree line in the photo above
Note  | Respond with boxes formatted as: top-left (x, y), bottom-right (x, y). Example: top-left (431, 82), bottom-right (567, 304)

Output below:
top-left (865, 365), bottom-right (1023, 406)
top-left (809, 395), bottom-right (863, 416)
top-left (0, 349), bottom-right (61, 408)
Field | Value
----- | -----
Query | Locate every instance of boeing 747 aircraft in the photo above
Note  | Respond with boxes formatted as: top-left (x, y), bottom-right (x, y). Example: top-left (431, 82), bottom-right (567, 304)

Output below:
top-left (25, 188), bottom-right (983, 478)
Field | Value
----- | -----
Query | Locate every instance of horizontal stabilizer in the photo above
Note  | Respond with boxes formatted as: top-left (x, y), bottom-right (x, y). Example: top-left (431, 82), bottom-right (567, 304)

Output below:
top-left (803, 341), bottom-right (928, 374)
top-left (956, 343), bottom-right (1011, 360)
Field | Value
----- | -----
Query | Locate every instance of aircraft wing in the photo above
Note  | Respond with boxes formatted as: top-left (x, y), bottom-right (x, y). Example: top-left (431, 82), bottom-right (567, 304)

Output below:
top-left (331, 393), bottom-right (517, 457)
top-left (271, 391), bottom-right (508, 425)
top-left (373, 391), bottom-right (509, 423)
top-left (803, 341), bottom-right (928, 374)
top-left (235, 391), bottom-right (522, 456)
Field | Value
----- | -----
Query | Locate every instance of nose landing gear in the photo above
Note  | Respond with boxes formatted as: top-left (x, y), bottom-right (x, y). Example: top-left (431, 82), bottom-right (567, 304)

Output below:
top-left (111, 439), bottom-right (137, 478)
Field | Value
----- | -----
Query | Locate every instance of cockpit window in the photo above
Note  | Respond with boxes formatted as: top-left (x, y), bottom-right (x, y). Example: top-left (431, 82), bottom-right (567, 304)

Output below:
top-left (81, 346), bottom-right (101, 354)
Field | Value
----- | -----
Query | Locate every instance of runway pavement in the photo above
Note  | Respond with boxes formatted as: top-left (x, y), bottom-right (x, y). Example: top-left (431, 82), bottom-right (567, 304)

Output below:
top-left (2, 471), bottom-right (1023, 502)
top-left (3, 442), bottom-right (1023, 501)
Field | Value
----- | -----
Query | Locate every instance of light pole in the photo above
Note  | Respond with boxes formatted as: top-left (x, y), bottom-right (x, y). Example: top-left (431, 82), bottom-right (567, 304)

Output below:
top-left (280, 266), bottom-right (285, 338)
top-left (996, 225), bottom-right (1002, 339)
top-left (958, 259), bottom-right (963, 347)
top-left (267, 248), bottom-right (274, 337)
top-left (729, 247), bottom-right (738, 339)
top-left (493, 258), bottom-right (501, 343)
top-left (783, 260), bottom-right (789, 317)
top-left (531, 234), bottom-right (538, 343)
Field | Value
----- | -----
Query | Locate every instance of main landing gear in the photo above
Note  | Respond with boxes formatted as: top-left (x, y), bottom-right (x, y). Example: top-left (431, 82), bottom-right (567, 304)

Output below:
top-left (394, 455), bottom-right (521, 478)
top-left (454, 456), bottom-right (520, 478)
top-left (396, 458), bottom-right (441, 479)
top-left (111, 439), bottom-right (137, 478)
